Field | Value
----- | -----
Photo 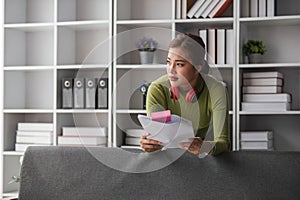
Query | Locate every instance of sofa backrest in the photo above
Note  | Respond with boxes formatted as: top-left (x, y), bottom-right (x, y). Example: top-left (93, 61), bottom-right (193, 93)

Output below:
top-left (19, 147), bottom-right (300, 200)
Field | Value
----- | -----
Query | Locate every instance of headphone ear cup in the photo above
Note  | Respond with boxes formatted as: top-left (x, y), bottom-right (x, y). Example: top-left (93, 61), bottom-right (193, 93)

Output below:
top-left (186, 89), bottom-right (198, 103)
top-left (169, 87), bottom-right (180, 100)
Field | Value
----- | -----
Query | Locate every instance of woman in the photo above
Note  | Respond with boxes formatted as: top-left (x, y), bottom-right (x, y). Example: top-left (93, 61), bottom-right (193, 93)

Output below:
top-left (139, 33), bottom-right (230, 156)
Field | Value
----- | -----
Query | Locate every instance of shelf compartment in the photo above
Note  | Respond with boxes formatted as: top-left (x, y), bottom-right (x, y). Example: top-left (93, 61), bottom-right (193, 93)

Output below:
top-left (4, 70), bottom-right (54, 109)
top-left (116, 64), bottom-right (166, 69)
top-left (3, 113), bottom-right (53, 151)
top-left (116, 68), bottom-right (165, 110)
top-left (57, 24), bottom-right (110, 65)
top-left (240, 115), bottom-right (300, 151)
top-left (57, 68), bottom-right (109, 109)
top-left (4, 0), bottom-right (54, 24)
top-left (116, 25), bottom-right (172, 64)
top-left (115, 113), bottom-right (143, 147)
top-left (116, 0), bottom-right (172, 20)
top-left (57, 113), bottom-right (110, 146)
top-left (239, 67), bottom-right (300, 110)
top-left (239, 23), bottom-right (300, 64)
top-left (3, 156), bottom-right (22, 195)
top-left (58, 0), bottom-right (109, 22)
top-left (4, 27), bottom-right (54, 66)
top-left (239, 15), bottom-right (300, 26)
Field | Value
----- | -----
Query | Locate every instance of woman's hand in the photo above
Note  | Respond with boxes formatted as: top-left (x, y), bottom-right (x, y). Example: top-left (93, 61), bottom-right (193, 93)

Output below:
top-left (179, 137), bottom-right (203, 155)
top-left (139, 133), bottom-right (163, 152)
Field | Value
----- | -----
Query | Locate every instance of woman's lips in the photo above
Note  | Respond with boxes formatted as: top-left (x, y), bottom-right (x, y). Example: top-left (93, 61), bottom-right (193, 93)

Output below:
top-left (169, 76), bottom-right (178, 81)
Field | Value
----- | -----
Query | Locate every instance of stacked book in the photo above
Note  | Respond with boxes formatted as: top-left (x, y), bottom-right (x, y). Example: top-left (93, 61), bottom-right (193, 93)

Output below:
top-left (240, 131), bottom-right (273, 150)
top-left (241, 71), bottom-right (291, 112)
top-left (58, 127), bottom-right (107, 147)
top-left (123, 129), bottom-right (145, 147)
top-left (241, 0), bottom-right (276, 18)
top-left (15, 123), bottom-right (54, 152)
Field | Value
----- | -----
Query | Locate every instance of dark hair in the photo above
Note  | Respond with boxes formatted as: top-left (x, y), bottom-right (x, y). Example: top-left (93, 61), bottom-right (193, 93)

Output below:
top-left (168, 33), bottom-right (210, 74)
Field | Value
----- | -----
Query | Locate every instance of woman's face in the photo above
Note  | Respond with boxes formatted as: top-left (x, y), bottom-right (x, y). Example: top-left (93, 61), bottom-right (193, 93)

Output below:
top-left (167, 47), bottom-right (199, 90)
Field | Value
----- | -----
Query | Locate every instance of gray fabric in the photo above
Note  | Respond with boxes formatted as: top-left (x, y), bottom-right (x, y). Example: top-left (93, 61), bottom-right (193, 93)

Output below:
top-left (19, 147), bottom-right (300, 200)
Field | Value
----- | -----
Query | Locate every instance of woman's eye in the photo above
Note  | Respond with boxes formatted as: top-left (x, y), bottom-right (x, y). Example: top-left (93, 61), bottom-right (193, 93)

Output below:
top-left (177, 63), bottom-right (184, 67)
top-left (166, 60), bottom-right (171, 65)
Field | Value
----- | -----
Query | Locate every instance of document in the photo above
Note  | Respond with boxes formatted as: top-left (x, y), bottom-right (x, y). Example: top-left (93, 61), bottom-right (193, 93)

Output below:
top-left (138, 114), bottom-right (195, 149)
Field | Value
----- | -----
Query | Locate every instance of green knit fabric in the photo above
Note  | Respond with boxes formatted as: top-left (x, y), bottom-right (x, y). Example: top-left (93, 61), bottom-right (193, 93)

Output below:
top-left (146, 74), bottom-right (230, 155)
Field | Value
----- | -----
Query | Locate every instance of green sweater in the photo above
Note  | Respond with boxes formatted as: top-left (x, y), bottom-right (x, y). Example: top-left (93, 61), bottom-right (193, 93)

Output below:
top-left (146, 74), bottom-right (230, 155)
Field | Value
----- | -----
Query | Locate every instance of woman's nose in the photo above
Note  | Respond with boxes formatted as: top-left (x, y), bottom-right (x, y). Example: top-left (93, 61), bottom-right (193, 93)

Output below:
top-left (169, 63), bottom-right (176, 73)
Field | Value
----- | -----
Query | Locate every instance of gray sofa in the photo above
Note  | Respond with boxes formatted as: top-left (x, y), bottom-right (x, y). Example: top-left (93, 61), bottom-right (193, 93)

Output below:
top-left (19, 146), bottom-right (300, 200)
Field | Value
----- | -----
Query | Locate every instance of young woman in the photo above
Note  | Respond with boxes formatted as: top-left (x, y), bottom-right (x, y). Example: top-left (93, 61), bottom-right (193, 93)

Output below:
top-left (139, 33), bottom-right (230, 156)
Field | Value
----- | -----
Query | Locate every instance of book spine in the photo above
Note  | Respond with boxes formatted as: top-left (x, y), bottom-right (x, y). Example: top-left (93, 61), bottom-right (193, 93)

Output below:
top-left (241, 0), bottom-right (250, 17)
top-left (187, 0), bottom-right (205, 18)
top-left (194, 0), bottom-right (212, 18)
top-left (243, 71), bottom-right (283, 78)
top-left (176, 0), bottom-right (182, 19)
top-left (258, 0), bottom-right (267, 17)
top-left (217, 29), bottom-right (225, 64)
top-left (225, 29), bottom-right (234, 64)
top-left (18, 123), bottom-right (54, 131)
top-left (208, 0), bottom-right (226, 18)
top-left (201, 0), bottom-right (220, 18)
top-left (250, 0), bottom-right (258, 17)
top-left (208, 29), bottom-right (216, 64)
top-left (266, 0), bottom-right (275, 17)
top-left (214, 0), bottom-right (232, 17)
top-left (242, 86), bottom-right (282, 93)
top-left (199, 29), bottom-right (208, 59)
top-left (242, 93), bottom-right (291, 102)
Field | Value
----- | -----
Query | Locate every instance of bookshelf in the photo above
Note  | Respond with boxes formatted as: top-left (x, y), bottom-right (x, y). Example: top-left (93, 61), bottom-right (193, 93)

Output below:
top-left (1, 0), bottom-right (113, 197)
top-left (1, 0), bottom-right (300, 197)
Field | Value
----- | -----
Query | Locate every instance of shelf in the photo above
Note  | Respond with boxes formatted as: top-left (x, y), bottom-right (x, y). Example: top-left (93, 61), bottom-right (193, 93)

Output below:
top-left (4, 66), bottom-right (54, 71)
top-left (4, 23), bottom-right (54, 31)
top-left (56, 109), bottom-right (109, 114)
top-left (239, 63), bottom-right (300, 68)
top-left (56, 64), bottom-right (110, 70)
top-left (116, 64), bottom-right (166, 69)
top-left (239, 15), bottom-right (300, 26)
top-left (175, 17), bottom-right (234, 24)
top-left (3, 151), bottom-right (24, 156)
top-left (3, 109), bottom-right (53, 114)
top-left (116, 20), bottom-right (172, 25)
top-left (239, 111), bottom-right (300, 115)
top-left (57, 21), bottom-right (110, 30)
top-left (116, 109), bottom-right (147, 114)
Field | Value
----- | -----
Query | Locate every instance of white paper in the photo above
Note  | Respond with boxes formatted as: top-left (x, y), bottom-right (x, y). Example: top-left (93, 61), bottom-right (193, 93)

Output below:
top-left (138, 114), bottom-right (195, 149)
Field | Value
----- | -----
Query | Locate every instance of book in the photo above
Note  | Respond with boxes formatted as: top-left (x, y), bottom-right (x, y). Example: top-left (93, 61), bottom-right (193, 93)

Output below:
top-left (176, 0), bottom-right (182, 19)
top-left (243, 71), bottom-right (283, 79)
top-left (58, 136), bottom-right (107, 145)
top-left (193, 0), bottom-right (213, 18)
top-left (241, 0), bottom-right (250, 17)
top-left (240, 131), bottom-right (273, 141)
top-left (258, 0), bottom-right (266, 17)
top-left (207, 29), bottom-right (216, 64)
top-left (241, 102), bottom-right (291, 111)
top-left (213, 0), bottom-right (232, 17)
top-left (243, 93), bottom-right (291, 102)
top-left (199, 29), bottom-right (207, 59)
top-left (225, 29), bottom-right (234, 64)
top-left (200, 0), bottom-right (220, 18)
top-left (267, 0), bottom-right (275, 17)
top-left (62, 127), bottom-right (107, 136)
top-left (16, 130), bottom-right (53, 137)
top-left (187, 0), bottom-right (205, 18)
top-left (182, 0), bottom-right (197, 19)
top-left (125, 129), bottom-right (145, 138)
top-left (15, 143), bottom-right (51, 152)
top-left (242, 85), bottom-right (282, 93)
top-left (208, 0), bottom-right (226, 18)
top-left (16, 135), bottom-right (53, 144)
top-left (217, 29), bottom-right (225, 64)
top-left (241, 140), bottom-right (273, 150)
top-left (18, 123), bottom-right (54, 131)
top-left (250, 0), bottom-right (258, 17)
top-left (243, 77), bottom-right (283, 86)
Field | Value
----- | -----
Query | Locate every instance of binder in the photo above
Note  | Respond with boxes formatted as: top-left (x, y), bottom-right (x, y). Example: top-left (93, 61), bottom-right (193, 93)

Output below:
top-left (97, 78), bottom-right (108, 109)
top-left (74, 78), bottom-right (85, 109)
top-left (85, 78), bottom-right (97, 109)
top-left (62, 78), bottom-right (73, 109)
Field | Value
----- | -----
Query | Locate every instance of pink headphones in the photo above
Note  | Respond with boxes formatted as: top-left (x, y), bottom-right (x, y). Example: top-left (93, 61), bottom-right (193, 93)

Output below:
top-left (169, 78), bottom-right (204, 103)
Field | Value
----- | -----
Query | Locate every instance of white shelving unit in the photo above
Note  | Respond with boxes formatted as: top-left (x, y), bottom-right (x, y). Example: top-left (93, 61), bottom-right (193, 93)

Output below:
top-left (1, 0), bottom-right (112, 197)
top-left (1, 0), bottom-right (300, 198)
top-left (236, 0), bottom-right (300, 151)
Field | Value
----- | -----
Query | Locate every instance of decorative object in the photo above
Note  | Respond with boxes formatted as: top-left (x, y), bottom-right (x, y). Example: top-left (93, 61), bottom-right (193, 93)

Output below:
top-left (136, 37), bottom-right (158, 64)
top-left (242, 40), bottom-right (266, 64)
